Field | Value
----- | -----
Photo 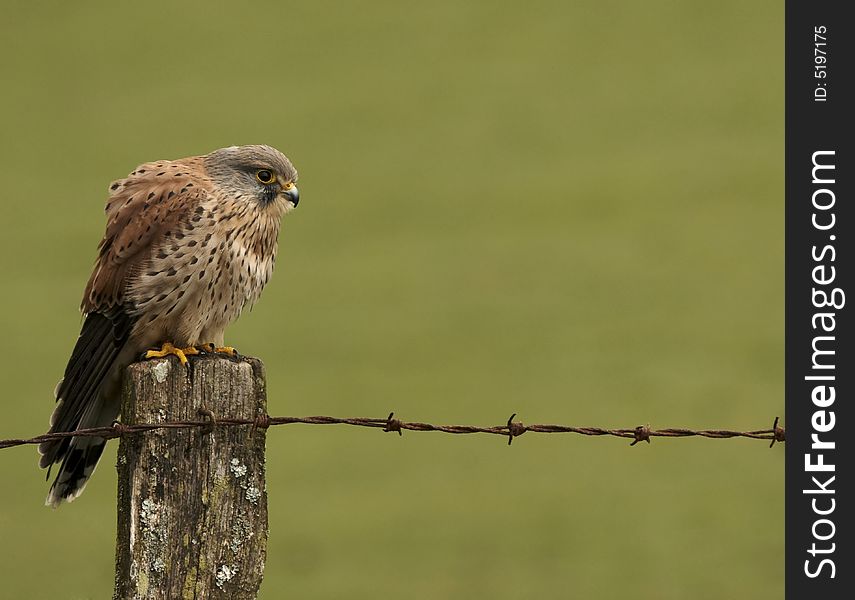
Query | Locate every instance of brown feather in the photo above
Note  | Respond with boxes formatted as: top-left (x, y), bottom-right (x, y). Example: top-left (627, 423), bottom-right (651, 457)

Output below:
top-left (82, 157), bottom-right (212, 312)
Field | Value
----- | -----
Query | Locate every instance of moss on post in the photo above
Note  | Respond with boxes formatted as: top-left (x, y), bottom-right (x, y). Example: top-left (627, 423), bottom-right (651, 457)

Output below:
top-left (114, 355), bottom-right (268, 600)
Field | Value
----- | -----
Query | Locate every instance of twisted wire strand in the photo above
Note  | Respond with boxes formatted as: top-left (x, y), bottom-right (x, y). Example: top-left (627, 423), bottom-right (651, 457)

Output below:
top-left (0, 414), bottom-right (785, 450)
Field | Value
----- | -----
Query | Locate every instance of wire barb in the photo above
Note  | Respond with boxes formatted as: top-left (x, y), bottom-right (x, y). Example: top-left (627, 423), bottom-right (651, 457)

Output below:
top-left (110, 420), bottom-right (130, 440)
top-left (630, 424), bottom-right (651, 446)
top-left (770, 416), bottom-right (785, 448)
top-left (197, 407), bottom-right (216, 434)
top-left (506, 414), bottom-right (526, 446)
top-left (384, 412), bottom-right (403, 436)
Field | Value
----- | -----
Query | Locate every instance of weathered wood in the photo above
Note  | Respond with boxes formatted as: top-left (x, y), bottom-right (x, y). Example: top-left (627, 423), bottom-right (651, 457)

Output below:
top-left (114, 355), bottom-right (268, 600)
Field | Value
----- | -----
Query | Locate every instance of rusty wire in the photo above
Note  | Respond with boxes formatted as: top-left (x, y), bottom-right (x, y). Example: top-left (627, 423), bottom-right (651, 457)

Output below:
top-left (0, 413), bottom-right (785, 450)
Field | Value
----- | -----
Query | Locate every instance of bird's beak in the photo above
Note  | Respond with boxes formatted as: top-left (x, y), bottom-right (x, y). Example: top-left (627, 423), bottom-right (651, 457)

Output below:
top-left (281, 182), bottom-right (299, 206)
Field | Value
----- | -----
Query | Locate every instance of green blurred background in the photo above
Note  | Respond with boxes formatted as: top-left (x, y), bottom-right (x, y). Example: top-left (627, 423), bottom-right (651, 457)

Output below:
top-left (0, 1), bottom-right (782, 598)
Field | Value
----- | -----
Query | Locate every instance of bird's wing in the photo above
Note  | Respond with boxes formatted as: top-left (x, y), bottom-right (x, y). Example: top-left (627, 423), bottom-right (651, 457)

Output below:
top-left (39, 306), bottom-right (133, 469)
top-left (40, 158), bottom-right (211, 471)
top-left (82, 157), bottom-right (211, 312)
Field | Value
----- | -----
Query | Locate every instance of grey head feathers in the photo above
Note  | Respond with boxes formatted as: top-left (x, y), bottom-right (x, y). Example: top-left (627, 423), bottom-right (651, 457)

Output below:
top-left (205, 145), bottom-right (297, 184)
top-left (204, 145), bottom-right (298, 205)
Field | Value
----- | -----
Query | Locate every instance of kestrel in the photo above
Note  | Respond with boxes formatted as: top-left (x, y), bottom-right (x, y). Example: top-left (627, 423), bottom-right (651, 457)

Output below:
top-left (38, 145), bottom-right (299, 507)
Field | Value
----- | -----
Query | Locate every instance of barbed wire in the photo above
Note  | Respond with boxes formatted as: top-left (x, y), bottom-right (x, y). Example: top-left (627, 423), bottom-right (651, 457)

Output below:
top-left (0, 413), bottom-right (785, 450)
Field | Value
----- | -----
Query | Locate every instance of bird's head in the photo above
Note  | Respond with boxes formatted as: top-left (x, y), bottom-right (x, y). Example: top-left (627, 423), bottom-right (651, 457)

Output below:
top-left (204, 144), bottom-right (299, 213)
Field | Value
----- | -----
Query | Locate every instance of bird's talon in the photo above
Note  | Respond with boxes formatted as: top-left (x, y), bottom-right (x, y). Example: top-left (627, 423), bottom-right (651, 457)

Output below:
top-left (193, 343), bottom-right (238, 357)
top-left (144, 342), bottom-right (198, 366)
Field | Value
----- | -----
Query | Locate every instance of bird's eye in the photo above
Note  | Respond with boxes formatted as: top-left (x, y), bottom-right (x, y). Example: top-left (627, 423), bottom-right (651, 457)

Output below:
top-left (256, 170), bottom-right (275, 184)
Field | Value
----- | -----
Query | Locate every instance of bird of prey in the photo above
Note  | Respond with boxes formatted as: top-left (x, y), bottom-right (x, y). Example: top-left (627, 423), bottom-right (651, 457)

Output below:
top-left (38, 145), bottom-right (299, 507)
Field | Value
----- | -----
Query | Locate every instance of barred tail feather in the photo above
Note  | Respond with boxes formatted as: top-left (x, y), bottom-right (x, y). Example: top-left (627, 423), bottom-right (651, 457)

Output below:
top-left (45, 436), bottom-right (107, 507)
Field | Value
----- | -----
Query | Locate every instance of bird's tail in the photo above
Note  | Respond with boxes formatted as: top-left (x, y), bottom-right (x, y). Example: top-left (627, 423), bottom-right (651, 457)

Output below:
top-left (39, 308), bottom-right (134, 507)
top-left (41, 382), bottom-right (123, 507)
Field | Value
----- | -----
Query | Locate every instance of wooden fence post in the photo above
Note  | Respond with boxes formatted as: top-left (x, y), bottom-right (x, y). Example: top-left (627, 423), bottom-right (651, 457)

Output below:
top-left (114, 355), bottom-right (269, 600)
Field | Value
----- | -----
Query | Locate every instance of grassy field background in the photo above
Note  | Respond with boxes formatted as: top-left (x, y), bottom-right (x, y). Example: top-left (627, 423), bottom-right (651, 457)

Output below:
top-left (0, 2), bottom-right (782, 598)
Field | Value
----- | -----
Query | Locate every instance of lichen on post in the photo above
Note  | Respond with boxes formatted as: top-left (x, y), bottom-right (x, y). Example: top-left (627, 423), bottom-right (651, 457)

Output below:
top-left (114, 355), bottom-right (269, 600)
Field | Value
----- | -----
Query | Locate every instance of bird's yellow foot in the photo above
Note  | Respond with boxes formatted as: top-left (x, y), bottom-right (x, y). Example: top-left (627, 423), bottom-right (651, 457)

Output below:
top-left (145, 342), bottom-right (199, 366)
top-left (199, 343), bottom-right (239, 357)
